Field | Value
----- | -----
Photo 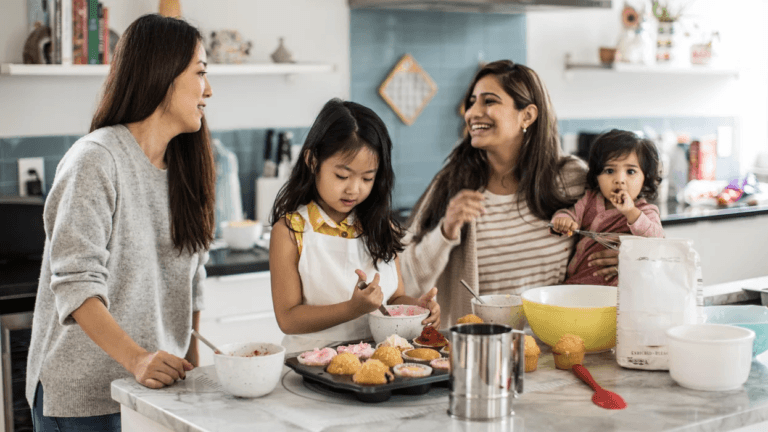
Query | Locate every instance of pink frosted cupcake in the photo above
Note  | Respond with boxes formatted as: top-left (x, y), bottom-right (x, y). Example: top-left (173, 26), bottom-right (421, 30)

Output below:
top-left (336, 342), bottom-right (375, 360)
top-left (430, 357), bottom-right (450, 371)
top-left (297, 347), bottom-right (337, 366)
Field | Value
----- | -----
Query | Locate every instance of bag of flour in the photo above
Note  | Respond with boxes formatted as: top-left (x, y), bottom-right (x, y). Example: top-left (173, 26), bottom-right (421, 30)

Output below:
top-left (616, 237), bottom-right (703, 370)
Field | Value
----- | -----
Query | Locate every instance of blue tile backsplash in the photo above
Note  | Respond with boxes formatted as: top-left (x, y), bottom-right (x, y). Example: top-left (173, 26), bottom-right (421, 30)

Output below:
top-left (350, 9), bottom-right (527, 208)
top-left (0, 128), bottom-right (309, 220)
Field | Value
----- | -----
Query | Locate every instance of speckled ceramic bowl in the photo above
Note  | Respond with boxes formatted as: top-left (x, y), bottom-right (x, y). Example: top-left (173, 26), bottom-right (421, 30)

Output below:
top-left (214, 342), bottom-right (285, 398)
top-left (369, 305), bottom-right (429, 344)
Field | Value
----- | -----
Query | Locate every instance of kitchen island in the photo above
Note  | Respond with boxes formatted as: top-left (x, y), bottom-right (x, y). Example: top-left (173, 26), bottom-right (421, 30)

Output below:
top-left (112, 341), bottom-right (768, 432)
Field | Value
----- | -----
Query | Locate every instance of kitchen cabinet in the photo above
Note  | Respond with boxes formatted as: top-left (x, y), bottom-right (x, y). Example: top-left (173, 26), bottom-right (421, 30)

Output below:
top-left (198, 271), bottom-right (284, 367)
top-left (663, 212), bottom-right (768, 285)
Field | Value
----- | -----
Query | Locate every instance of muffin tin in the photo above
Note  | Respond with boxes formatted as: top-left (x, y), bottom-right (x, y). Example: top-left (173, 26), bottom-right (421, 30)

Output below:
top-left (284, 340), bottom-right (449, 402)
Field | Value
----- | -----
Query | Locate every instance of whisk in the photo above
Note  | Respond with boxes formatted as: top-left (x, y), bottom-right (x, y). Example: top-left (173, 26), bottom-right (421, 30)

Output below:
top-left (547, 223), bottom-right (621, 251)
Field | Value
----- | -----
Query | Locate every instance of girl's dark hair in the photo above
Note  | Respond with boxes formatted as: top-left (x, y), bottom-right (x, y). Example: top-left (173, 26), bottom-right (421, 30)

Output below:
top-left (90, 14), bottom-right (215, 254)
top-left (412, 60), bottom-right (576, 243)
top-left (586, 129), bottom-right (662, 201)
top-left (271, 99), bottom-right (403, 267)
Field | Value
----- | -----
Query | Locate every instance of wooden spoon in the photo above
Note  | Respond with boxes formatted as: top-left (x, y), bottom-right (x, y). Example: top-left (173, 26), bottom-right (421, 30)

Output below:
top-left (191, 329), bottom-right (222, 355)
top-left (572, 364), bottom-right (627, 410)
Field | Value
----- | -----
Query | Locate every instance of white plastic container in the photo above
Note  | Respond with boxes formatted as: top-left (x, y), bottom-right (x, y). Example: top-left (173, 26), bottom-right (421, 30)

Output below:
top-left (667, 324), bottom-right (754, 391)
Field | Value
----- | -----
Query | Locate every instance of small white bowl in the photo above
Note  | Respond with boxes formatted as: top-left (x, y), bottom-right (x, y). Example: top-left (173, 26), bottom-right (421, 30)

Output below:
top-left (471, 294), bottom-right (525, 330)
top-left (368, 305), bottom-right (429, 344)
top-left (222, 220), bottom-right (262, 250)
top-left (667, 324), bottom-right (755, 391)
top-left (214, 342), bottom-right (285, 398)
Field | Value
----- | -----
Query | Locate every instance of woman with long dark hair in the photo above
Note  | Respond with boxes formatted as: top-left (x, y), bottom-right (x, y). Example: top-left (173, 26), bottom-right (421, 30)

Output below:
top-left (27, 14), bottom-right (215, 431)
top-left (400, 60), bottom-right (618, 324)
top-left (270, 99), bottom-right (440, 353)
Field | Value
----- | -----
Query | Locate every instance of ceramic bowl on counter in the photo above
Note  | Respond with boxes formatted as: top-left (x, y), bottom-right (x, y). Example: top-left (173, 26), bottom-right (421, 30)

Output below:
top-left (214, 342), bottom-right (285, 398)
top-left (369, 305), bottom-right (429, 344)
top-left (521, 285), bottom-right (617, 352)
top-left (221, 220), bottom-right (262, 250)
top-left (471, 294), bottom-right (525, 330)
top-left (667, 324), bottom-right (754, 391)
top-left (702, 305), bottom-right (768, 357)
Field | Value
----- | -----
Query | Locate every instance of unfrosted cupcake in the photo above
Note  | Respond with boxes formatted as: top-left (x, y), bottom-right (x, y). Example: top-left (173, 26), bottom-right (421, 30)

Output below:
top-left (371, 346), bottom-right (404, 368)
top-left (552, 334), bottom-right (585, 370)
top-left (456, 314), bottom-right (483, 324)
top-left (326, 352), bottom-right (362, 375)
top-left (524, 335), bottom-right (541, 372)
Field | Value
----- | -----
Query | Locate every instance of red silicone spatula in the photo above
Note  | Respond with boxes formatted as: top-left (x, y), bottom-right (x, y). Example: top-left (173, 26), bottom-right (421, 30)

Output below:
top-left (572, 364), bottom-right (627, 410)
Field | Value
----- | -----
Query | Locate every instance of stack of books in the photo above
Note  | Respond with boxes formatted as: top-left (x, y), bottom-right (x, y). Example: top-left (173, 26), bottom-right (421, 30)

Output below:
top-left (33, 0), bottom-right (110, 65)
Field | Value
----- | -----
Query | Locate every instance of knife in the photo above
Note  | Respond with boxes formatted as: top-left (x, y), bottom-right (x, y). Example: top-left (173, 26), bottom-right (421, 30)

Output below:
top-left (357, 280), bottom-right (391, 316)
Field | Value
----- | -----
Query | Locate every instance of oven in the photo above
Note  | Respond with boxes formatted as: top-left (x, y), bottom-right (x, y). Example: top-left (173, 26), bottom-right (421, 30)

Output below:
top-left (0, 312), bottom-right (34, 432)
top-left (1, 196), bottom-right (45, 431)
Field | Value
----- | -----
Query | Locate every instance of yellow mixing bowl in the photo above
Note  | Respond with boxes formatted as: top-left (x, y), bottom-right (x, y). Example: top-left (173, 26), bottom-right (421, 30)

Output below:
top-left (521, 285), bottom-right (617, 353)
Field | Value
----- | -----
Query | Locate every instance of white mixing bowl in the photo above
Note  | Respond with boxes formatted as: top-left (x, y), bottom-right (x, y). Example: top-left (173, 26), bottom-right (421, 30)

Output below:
top-left (667, 324), bottom-right (754, 391)
top-left (471, 294), bottom-right (525, 329)
top-left (214, 342), bottom-right (285, 398)
top-left (368, 305), bottom-right (429, 344)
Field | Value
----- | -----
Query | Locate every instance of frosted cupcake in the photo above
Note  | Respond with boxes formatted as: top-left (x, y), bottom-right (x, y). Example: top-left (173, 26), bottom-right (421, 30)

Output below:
top-left (336, 342), bottom-right (375, 360)
top-left (297, 347), bottom-right (337, 366)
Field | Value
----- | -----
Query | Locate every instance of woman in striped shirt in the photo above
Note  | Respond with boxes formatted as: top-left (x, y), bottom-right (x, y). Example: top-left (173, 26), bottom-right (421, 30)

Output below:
top-left (400, 60), bottom-right (619, 325)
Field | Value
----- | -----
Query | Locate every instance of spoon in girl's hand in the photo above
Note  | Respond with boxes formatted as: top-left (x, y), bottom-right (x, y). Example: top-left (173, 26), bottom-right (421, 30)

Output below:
top-left (191, 329), bottom-right (222, 355)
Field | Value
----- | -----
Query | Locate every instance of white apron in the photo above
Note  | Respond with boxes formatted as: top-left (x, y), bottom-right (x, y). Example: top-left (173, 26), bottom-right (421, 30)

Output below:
top-left (281, 205), bottom-right (398, 354)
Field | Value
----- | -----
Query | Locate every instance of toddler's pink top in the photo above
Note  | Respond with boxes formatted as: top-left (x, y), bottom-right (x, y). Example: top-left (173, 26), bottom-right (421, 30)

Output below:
top-left (551, 190), bottom-right (664, 286)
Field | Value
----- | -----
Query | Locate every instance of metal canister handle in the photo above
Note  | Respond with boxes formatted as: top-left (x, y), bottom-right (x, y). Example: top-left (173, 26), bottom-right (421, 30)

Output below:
top-left (512, 329), bottom-right (525, 396)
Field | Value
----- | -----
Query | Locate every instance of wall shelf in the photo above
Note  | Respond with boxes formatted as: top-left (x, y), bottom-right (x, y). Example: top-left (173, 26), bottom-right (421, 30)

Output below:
top-left (0, 63), bottom-right (335, 77)
top-left (563, 54), bottom-right (739, 80)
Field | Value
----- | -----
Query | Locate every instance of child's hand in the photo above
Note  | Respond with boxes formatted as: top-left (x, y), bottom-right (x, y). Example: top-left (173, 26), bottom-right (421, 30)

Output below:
top-left (351, 269), bottom-right (384, 315)
top-left (610, 190), bottom-right (636, 214)
top-left (417, 287), bottom-right (441, 330)
top-left (551, 216), bottom-right (578, 235)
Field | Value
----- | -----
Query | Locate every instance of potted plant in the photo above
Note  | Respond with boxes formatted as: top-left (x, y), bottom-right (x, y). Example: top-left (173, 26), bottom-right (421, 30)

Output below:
top-left (653, 0), bottom-right (691, 64)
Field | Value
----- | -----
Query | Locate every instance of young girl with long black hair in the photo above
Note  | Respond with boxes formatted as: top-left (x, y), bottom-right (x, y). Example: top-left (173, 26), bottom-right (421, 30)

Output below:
top-left (270, 99), bottom-right (440, 352)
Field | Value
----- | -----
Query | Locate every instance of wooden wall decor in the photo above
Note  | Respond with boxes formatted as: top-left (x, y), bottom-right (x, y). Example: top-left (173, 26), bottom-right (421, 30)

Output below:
top-left (378, 54), bottom-right (438, 126)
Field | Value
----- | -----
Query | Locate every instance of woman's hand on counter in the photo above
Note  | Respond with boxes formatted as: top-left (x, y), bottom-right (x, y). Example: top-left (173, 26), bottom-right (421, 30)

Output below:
top-left (131, 350), bottom-right (194, 389)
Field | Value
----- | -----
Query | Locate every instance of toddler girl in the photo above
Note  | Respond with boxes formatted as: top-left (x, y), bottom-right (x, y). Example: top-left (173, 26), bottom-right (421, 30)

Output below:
top-left (270, 99), bottom-right (440, 352)
top-left (550, 129), bottom-right (664, 285)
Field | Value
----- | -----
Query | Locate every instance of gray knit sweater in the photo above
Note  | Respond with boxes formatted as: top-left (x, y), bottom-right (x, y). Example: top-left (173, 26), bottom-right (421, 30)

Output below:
top-left (25, 125), bottom-right (206, 417)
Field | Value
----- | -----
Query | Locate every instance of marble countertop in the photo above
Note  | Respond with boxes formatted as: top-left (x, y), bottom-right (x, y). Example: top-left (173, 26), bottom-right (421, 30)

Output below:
top-left (112, 340), bottom-right (768, 432)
